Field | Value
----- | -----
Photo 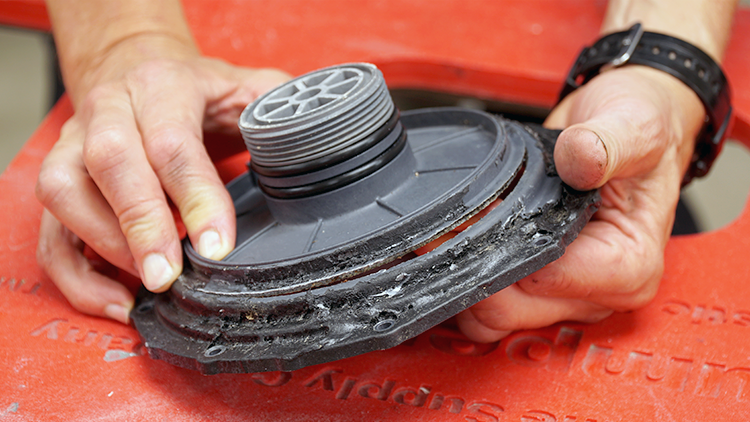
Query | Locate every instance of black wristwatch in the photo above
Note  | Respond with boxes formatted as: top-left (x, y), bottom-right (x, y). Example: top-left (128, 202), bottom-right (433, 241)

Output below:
top-left (558, 23), bottom-right (732, 185)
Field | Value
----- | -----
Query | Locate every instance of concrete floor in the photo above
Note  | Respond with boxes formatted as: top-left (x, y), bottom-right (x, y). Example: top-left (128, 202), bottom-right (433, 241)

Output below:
top-left (1, 24), bottom-right (749, 232)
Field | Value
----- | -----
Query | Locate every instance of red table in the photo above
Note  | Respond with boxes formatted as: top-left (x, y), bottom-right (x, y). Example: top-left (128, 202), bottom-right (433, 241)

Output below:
top-left (2, 1), bottom-right (750, 420)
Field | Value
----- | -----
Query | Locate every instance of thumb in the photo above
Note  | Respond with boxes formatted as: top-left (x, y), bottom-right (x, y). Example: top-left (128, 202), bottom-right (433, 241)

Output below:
top-left (546, 66), bottom-right (700, 191)
top-left (553, 125), bottom-right (608, 190)
top-left (552, 108), bottom-right (664, 191)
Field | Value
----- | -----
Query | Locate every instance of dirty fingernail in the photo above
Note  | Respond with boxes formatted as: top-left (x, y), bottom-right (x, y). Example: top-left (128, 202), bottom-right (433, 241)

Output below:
top-left (104, 303), bottom-right (131, 325)
top-left (142, 253), bottom-right (175, 291)
top-left (198, 229), bottom-right (222, 259)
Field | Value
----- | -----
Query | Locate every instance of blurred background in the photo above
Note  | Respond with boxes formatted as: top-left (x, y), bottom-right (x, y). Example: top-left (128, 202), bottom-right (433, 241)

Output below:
top-left (1, 18), bottom-right (749, 233)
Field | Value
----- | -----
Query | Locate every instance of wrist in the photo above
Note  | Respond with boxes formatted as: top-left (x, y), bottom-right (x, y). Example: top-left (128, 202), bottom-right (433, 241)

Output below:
top-left (46, 0), bottom-right (200, 107)
top-left (602, 0), bottom-right (737, 62)
top-left (68, 32), bottom-right (200, 107)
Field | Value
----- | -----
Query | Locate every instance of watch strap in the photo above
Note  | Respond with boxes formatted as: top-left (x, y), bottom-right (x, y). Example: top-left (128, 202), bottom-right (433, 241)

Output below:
top-left (559, 23), bottom-right (732, 184)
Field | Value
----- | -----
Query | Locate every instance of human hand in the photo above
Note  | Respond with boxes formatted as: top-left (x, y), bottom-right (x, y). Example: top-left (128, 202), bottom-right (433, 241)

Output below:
top-left (35, 36), bottom-right (290, 324)
top-left (457, 65), bottom-right (705, 342)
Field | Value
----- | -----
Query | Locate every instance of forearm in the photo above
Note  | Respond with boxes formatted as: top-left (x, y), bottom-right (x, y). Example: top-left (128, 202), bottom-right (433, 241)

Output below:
top-left (46, 0), bottom-right (199, 106)
top-left (603, 0), bottom-right (737, 61)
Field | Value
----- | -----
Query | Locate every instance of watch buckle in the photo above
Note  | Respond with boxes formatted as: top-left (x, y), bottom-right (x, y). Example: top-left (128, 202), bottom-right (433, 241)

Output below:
top-left (605, 22), bottom-right (644, 69)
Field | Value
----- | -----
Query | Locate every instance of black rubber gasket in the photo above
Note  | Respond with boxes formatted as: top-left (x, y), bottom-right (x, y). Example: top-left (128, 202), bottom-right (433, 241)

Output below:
top-left (258, 126), bottom-right (407, 199)
top-left (251, 109), bottom-right (401, 178)
top-left (131, 115), bottom-right (600, 374)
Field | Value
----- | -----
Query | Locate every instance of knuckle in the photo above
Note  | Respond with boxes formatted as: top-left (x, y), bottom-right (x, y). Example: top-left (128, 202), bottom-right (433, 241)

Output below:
top-left (82, 230), bottom-right (131, 265)
top-left (82, 84), bottom-right (118, 111)
top-left (82, 127), bottom-right (130, 175)
top-left (518, 269), bottom-right (573, 296)
top-left (622, 248), bottom-right (664, 297)
top-left (117, 198), bottom-right (170, 247)
top-left (471, 302), bottom-right (520, 332)
top-left (624, 275), bottom-right (662, 310)
top-left (65, 290), bottom-right (98, 315)
top-left (83, 128), bottom-right (129, 174)
top-left (36, 163), bottom-right (74, 207)
top-left (612, 259), bottom-right (663, 312)
top-left (145, 128), bottom-right (192, 171)
top-left (629, 288), bottom-right (659, 310)
top-left (58, 118), bottom-right (80, 139)
top-left (581, 309), bottom-right (614, 324)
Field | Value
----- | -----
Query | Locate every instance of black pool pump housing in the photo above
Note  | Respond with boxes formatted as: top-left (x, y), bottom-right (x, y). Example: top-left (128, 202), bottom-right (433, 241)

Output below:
top-left (130, 63), bottom-right (600, 374)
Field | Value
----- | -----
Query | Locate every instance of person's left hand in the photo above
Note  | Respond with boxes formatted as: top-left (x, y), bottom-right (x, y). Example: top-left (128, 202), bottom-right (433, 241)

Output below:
top-left (456, 65), bottom-right (705, 342)
top-left (35, 46), bottom-right (290, 324)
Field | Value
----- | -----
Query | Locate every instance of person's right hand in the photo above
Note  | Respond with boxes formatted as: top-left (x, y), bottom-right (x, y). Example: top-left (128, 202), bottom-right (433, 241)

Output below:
top-left (35, 35), bottom-right (290, 324)
top-left (455, 65), bottom-right (704, 342)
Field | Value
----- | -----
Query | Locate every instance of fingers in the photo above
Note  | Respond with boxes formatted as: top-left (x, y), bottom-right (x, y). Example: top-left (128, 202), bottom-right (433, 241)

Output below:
top-left (456, 310), bottom-right (511, 344)
top-left (81, 84), bottom-right (182, 292)
top-left (457, 65), bottom-right (704, 341)
top-left (456, 285), bottom-right (612, 343)
top-left (37, 210), bottom-right (134, 324)
top-left (36, 118), bottom-right (137, 275)
top-left (127, 61), bottom-right (235, 263)
top-left (463, 174), bottom-right (673, 342)
top-left (39, 60), bottom-right (289, 298)
top-left (516, 221), bottom-right (663, 310)
top-left (515, 163), bottom-right (680, 310)
top-left (35, 58), bottom-right (293, 326)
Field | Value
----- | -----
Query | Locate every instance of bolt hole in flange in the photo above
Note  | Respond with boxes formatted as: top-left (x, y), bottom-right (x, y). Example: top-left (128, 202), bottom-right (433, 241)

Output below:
top-left (130, 63), bottom-right (601, 374)
top-left (136, 303), bottom-right (153, 314)
top-left (533, 236), bottom-right (552, 247)
top-left (373, 320), bottom-right (397, 332)
top-left (204, 345), bottom-right (227, 358)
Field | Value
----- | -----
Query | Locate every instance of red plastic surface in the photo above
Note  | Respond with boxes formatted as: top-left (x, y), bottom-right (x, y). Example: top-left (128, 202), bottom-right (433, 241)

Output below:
top-left (0, 0), bottom-right (47, 31)
top-left (2, 1), bottom-right (750, 420)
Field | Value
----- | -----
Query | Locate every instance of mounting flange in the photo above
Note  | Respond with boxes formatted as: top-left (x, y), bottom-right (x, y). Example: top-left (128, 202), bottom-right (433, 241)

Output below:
top-left (131, 63), bottom-right (600, 374)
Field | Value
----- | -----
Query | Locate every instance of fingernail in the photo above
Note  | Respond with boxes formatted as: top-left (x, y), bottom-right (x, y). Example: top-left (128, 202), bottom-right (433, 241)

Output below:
top-left (589, 130), bottom-right (609, 163)
top-left (198, 229), bottom-right (222, 259)
top-left (142, 253), bottom-right (175, 291)
top-left (104, 303), bottom-right (131, 325)
top-left (557, 127), bottom-right (609, 190)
